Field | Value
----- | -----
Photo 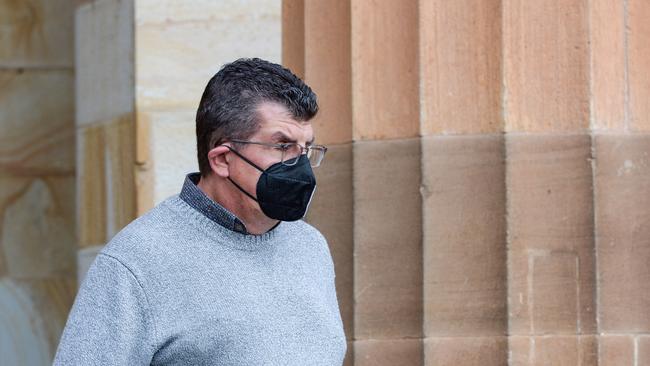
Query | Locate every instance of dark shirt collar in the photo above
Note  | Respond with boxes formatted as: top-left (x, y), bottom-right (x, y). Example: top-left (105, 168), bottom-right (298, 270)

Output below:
top-left (179, 172), bottom-right (249, 234)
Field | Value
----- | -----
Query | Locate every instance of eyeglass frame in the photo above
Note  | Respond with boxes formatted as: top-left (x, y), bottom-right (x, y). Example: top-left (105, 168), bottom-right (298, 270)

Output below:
top-left (223, 138), bottom-right (328, 167)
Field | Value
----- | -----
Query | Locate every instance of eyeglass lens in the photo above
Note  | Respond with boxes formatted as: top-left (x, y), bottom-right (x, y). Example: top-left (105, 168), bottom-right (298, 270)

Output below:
top-left (280, 144), bottom-right (325, 167)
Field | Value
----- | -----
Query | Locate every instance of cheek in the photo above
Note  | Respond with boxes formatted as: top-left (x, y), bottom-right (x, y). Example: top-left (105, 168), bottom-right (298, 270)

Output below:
top-left (257, 154), bottom-right (279, 172)
top-left (232, 160), bottom-right (262, 189)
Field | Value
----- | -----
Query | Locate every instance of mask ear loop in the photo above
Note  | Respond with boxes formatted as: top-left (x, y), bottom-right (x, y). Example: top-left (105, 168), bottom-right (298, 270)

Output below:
top-left (221, 144), bottom-right (266, 172)
top-left (227, 175), bottom-right (259, 202)
top-left (219, 144), bottom-right (263, 202)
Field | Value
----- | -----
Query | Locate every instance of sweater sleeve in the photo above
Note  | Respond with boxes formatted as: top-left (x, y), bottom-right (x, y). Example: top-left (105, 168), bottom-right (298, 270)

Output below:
top-left (53, 253), bottom-right (156, 365)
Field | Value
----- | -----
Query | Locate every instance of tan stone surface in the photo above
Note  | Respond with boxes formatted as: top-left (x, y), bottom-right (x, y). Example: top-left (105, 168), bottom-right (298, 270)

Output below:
top-left (135, 0), bottom-right (281, 110)
top-left (281, 0), bottom-right (304, 79)
top-left (0, 0), bottom-right (77, 360)
top-left (76, 245), bottom-right (102, 285)
top-left (354, 339), bottom-right (423, 366)
top-left (132, 0), bottom-right (282, 211)
top-left (420, 0), bottom-right (502, 135)
top-left (353, 138), bottom-right (422, 339)
top-left (104, 115), bottom-right (137, 234)
top-left (351, 0), bottom-right (419, 140)
top-left (0, 176), bottom-right (34, 276)
top-left (135, 0), bottom-right (276, 24)
top-left (639, 336), bottom-right (650, 366)
top-left (629, 0), bottom-right (650, 131)
top-left (526, 253), bottom-right (584, 332)
top-left (135, 110), bottom-right (154, 215)
top-left (0, 70), bottom-right (74, 176)
top-left (0, 0), bottom-right (74, 67)
top-left (509, 335), bottom-right (597, 366)
top-left (507, 336), bottom-right (530, 365)
top-left (507, 134), bottom-right (596, 335)
top-left (77, 122), bottom-right (106, 247)
top-left (78, 115), bottom-right (136, 248)
top-left (594, 134), bottom-right (650, 332)
top-left (599, 335), bottom-right (634, 366)
top-left (1, 176), bottom-right (76, 279)
top-left (145, 109), bottom-right (198, 205)
top-left (0, 277), bottom-right (77, 365)
top-left (422, 135), bottom-right (507, 337)
top-left (75, 0), bottom-right (94, 7)
top-left (304, 143), bottom-right (353, 340)
top-left (548, 336), bottom-right (598, 365)
top-left (503, 0), bottom-right (589, 132)
top-left (135, 167), bottom-right (154, 216)
top-left (304, 0), bottom-right (352, 145)
top-left (590, 0), bottom-right (626, 131)
top-left (75, 0), bottom-right (134, 126)
top-left (424, 336), bottom-right (507, 366)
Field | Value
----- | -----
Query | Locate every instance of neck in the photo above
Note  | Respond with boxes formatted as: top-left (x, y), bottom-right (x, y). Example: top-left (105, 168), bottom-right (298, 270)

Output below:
top-left (197, 174), bottom-right (279, 235)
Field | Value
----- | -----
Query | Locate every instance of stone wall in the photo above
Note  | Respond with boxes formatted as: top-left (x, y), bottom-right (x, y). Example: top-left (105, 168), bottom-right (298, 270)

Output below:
top-left (0, 0), bottom-right (281, 364)
top-left (2, 0), bottom-right (648, 365)
top-left (74, 0), bottom-right (282, 278)
top-left (288, 0), bottom-right (650, 365)
top-left (0, 0), bottom-right (77, 364)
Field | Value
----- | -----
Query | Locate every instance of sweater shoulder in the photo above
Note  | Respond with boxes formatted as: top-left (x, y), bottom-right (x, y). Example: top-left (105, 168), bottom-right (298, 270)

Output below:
top-left (99, 196), bottom-right (181, 270)
top-left (286, 219), bottom-right (327, 244)
top-left (283, 220), bottom-right (333, 268)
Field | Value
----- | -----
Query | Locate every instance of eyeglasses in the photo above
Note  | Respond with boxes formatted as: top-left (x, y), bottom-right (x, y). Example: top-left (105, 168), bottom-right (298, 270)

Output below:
top-left (228, 139), bottom-right (328, 167)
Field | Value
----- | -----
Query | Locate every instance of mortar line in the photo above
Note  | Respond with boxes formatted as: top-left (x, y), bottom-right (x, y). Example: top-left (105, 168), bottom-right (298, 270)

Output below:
top-left (589, 126), bottom-right (601, 339)
top-left (576, 256), bottom-right (582, 334)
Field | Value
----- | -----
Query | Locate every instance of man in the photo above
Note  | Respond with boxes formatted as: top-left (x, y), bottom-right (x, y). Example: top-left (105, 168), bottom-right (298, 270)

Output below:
top-left (54, 58), bottom-right (347, 365)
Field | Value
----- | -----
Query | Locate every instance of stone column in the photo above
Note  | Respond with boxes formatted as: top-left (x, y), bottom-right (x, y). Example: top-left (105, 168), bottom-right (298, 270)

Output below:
top-left (0, 0), bottom-right (77, 364)
top-left (351, 0), bottom-right (422, 363)
top-left (419, 1), bottom-right (508, 365)
top-left (503, 0), bottom-right (599, 363)
top-left (592, 0), bottom-right (650, 364)
top-left (286, 1), bottom-right (650, 365)
top-left (285, 0), bottom-right (423, 364)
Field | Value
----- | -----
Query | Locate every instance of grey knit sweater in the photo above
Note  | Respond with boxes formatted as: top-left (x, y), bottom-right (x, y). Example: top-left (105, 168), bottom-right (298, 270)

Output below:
top-left (53, 192), bottom-right (347, 365)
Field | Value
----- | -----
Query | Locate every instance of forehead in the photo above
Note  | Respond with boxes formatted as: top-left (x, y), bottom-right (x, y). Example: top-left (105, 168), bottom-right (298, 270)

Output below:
top-left (254, 101), bottom-right (313, 140)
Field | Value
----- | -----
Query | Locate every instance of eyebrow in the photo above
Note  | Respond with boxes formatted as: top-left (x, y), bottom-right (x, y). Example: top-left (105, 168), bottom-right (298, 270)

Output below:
top-left (270, 132), bottom-right (315, 145)
top-left (270, 131), bottom-right (293, 143)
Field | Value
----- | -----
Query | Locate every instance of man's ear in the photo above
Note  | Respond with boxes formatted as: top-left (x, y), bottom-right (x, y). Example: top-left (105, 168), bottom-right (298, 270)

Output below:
top-left (207, 145), bottom-right (232, 178)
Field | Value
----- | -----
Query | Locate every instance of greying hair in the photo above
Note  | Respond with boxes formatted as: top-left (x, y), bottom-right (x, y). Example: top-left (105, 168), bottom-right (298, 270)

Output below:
top-left (195, 58), bottom-right (318, 176)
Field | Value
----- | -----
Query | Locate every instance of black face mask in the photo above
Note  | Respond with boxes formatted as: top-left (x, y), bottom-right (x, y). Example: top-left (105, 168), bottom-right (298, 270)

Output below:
top-left (225, 148), bottom-right (317, 222)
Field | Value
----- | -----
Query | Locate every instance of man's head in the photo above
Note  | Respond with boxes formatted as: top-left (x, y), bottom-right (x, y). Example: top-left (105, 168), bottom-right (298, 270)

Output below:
top-left (196, 58), bottom-right (318, 177)
top-left (195, 58), bottom-right (321, 228)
